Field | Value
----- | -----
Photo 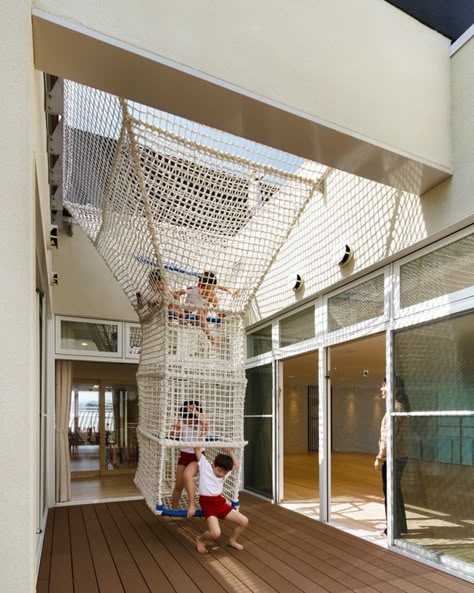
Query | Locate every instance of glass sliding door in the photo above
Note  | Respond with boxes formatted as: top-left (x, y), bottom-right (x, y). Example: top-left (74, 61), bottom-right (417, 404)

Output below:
top-left (69, 383), bottom-right (101, 475)
top-left (69, 381), bottom-right (139, 475)
top-left (244, 364), bottom-right (273, 498)
top-left (393, 310), bottom-right (474, 573)
top-left (281, 352), bottom-right (319, 508)
top-left (104, 384), bottom-right (139, 472)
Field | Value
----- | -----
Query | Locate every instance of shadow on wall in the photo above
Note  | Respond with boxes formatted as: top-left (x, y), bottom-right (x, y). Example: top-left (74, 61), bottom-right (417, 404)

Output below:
top-left (254, 168), bottom-right (428, 320)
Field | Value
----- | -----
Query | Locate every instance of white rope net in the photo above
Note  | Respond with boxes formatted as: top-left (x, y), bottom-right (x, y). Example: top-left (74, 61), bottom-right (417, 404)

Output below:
top-left (62, 80), bottom-right (328, 514)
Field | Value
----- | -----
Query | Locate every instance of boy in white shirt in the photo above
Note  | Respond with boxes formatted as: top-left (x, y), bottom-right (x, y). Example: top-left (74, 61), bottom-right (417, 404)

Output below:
top-left (194, 447), bottom-right (249, 553)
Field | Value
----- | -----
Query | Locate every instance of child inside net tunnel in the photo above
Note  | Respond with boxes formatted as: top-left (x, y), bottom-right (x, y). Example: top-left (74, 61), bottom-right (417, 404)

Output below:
top-left (135, 268), bottom-right (165, 320)
top-left (170, 400), bottom-right (209, 517)
top-left (169, 270), bottom-right (239, 345)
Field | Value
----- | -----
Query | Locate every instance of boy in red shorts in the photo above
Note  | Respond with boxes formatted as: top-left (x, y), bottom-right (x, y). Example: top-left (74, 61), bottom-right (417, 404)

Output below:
top-left (194, 447), bottom-right (249, 553)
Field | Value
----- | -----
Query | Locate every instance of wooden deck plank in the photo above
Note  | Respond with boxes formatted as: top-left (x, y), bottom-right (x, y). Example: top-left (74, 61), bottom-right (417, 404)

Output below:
top-left (238, 496), bottom-right (420, 593)
top-left (123, 501), bottom-right (202, 593)
top-left (248, 496), bottom-right (447, 589)
top-left (243, 494), bottom-right (472, 593)
top-left (170, 516), bottom-right (289, 593)
top-left (49, 506), bottom-right (73, 593)
top-left (127, 501), bottom-right (232, 593)
top-left (68, 506), bottom-right (100, 593)
top-left (38, 495), bottom-right (472, 593)
top-left (106, 502), bottom-right (175, 593)
top-left (81, 504), bottom-right (125, 593)
top-left (94, 503), bottom-right (151, 593)
top-left (172, 513), bottom-right (304, 593)
top-left (157, 511), bottom-right (278, 593)
top-left (219, 511), bottom-right (382, 593)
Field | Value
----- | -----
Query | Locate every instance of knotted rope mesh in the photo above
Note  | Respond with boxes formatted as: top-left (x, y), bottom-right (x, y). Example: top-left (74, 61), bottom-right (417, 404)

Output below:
top-left (63, 80), bottom-right (328, 513)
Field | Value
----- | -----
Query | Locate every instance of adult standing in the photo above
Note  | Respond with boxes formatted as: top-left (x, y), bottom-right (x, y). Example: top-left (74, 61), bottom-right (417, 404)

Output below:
top-left (374, 377), bottom-right (409, 537)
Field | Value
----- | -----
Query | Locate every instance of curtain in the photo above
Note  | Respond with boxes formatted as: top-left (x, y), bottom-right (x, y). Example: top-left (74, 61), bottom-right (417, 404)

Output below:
top-left (55, 360), bottom-right (72, 502)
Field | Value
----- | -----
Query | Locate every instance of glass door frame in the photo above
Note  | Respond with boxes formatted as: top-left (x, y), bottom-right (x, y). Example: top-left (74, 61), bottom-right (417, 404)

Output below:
top-left (69, 377), bottom-right (138, 478)
top-left (101, 380), bottom-right (139, 476)
top-left (36, 289), bottom-right (48, 563)
top-left (69, 379), bottom-right (101, 478)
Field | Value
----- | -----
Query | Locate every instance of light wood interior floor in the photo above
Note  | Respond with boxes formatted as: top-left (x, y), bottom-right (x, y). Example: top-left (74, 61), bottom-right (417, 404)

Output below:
top-left (71, 473), bottom-right (140, 501)
top-left (284, 452), bottom-right (385, 536)
top-left (283, 452), bottom-right (474, 566)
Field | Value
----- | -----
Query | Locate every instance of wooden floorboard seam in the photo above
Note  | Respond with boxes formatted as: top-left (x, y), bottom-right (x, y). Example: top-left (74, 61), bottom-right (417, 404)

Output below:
top-left (37, 497), bottom-right (471, 593)
top-left (254, 499), bottom-right (472, 593)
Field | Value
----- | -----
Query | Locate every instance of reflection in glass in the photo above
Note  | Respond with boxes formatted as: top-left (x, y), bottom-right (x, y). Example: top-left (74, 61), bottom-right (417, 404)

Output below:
top-left (128, 325), bottom-right (142, 355)
top-left (244, 363), bottom-right (273, 497)
top-left (247, 325), bottom-right (272, 357)
top-left (394, 310), bottom-right (474, 570)
top-left (328, 274), bottom-right (384, 331)
top-left (394, 312), bottom-right (474, 412)
top-left (69, 385), bottom-right (100, 472)
top-left (400, 233), bottom-right (474, 308)
top-left (245, 365), bottom-right (272, 415)
top-left (279, 306), bottom-right (315, 347)
top-left (397, 416), bottom-right (474, 566)
top-left (61, 320), bottom-right (118, 352)
top-left (244, 417), bottom-right (272, 498)
top-left (105, 385), bottom-right (139, 471)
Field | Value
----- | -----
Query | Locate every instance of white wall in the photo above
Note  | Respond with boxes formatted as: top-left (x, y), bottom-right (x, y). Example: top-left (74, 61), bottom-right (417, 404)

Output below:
top-left (52, 226), bottom-right (137, 320)
top-left (35, 0), bottom-right (451, 176)
top-left (0, 1), bottom-right (37, 591)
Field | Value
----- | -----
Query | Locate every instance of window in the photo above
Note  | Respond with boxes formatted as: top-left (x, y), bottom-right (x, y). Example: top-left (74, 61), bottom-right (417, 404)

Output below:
top-left (279, 306), bottom-right (315, 347)
top-left (247, 325), bottom-right (272, 357)
top-left (399, 233), bottom-right (474, 309)
top-left (328, 274), bottom-right (384, 331)
top-left (55, 316), bottom-right (123, 359)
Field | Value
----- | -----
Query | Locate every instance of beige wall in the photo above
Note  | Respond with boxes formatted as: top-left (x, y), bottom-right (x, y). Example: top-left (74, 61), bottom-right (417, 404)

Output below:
top-left (251, 36), bottom-right (474, 322)
top-left (0, 2), bottom-right (38, 592)
top-left (35, 0), bottom-right (451, 188)
top-left (284, 383), bottom-right (309, 453)
top-left (420, 38), bottom-right (474, 232)
top-left (52, 226), bottom-right (137, 320)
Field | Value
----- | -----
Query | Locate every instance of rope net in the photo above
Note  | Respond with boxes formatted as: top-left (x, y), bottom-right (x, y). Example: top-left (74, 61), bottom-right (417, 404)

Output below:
top-left (62, 80), bottom-right (328, 513)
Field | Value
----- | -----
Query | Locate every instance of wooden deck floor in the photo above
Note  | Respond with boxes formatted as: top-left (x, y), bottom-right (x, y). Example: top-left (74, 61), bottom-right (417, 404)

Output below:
top-left (37, 492), bottom-right (472, 593)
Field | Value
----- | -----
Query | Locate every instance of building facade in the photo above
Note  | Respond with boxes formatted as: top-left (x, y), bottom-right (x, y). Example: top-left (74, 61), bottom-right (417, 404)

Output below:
top-left (0, 1), bottom-right (472, 591)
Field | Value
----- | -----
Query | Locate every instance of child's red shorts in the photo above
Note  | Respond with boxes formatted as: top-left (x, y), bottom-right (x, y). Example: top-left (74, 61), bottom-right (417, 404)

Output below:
top-left (199, 495), bottom-right (233, 519)
top-left (177, 451), bottom-right (199, 466)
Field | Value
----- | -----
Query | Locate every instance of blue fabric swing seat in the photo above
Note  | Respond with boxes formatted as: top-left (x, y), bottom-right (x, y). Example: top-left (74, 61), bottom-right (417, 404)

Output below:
top-left (167, 310), bottom-right (222, 324)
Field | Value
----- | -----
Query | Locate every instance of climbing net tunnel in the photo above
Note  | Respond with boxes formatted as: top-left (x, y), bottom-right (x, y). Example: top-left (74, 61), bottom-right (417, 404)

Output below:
top-left (62, 80), bottom-right (327, 513)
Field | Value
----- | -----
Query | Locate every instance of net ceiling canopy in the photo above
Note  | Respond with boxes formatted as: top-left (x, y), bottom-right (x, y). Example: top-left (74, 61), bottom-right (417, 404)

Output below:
top-left (63, 81), bottom-right (329, 312)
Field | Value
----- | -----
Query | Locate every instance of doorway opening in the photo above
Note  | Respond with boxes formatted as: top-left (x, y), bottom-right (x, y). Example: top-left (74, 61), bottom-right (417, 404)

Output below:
top-left (65, 361), bottom-right (142, 501)
top-left (329, 333), bottom-right (386, 537)
top-left (280, 333), bottom-right (387, 540)
top-left (282, 352), bottom-right (320, 519)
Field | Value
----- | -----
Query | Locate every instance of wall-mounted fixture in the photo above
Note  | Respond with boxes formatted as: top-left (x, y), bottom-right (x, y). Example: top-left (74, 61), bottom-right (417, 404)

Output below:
top-left (51, 272), bottom-right (59, 286)
top-left (49, 224), bottom-right (58, 249)
top-left (335, 244), bottom-right (353, 267)
top-left (289, 273), bottom-right (304, 293)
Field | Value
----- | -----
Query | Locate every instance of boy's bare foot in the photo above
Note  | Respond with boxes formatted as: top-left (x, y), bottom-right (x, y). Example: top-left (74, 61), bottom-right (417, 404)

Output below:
top-left (187, 503), bottom-right (197, 518)
top-left (228, 540), bottom-right (244, 551)
top-left (196, 537), bottom-right (208, 553)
